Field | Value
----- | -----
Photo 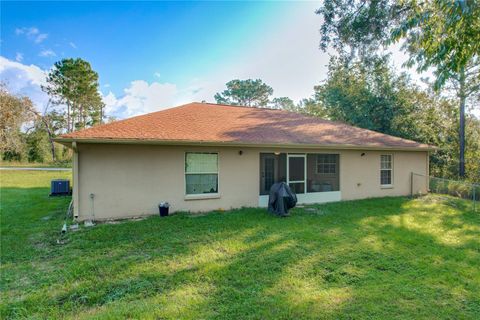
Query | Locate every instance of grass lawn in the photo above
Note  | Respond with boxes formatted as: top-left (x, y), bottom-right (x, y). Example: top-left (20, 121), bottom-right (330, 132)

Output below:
top-left (1, 171), bottom-right (479, 319)
top-left (0, 161), bottom-right (72, 168)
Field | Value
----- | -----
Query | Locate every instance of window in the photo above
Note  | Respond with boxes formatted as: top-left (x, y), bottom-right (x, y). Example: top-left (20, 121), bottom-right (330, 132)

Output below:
top-left (316, 154), bottom-right (337, 174)
top-left (308, 154), bottom-right (339, 192)
top-left (380, 155), bottom-right (393, 186)
top-left (185, 153), bottom-right (218, 194)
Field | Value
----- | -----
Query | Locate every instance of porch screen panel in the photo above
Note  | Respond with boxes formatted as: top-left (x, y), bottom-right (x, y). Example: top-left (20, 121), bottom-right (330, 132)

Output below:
top-left (288, 156), bottom-right (306, 194)
top-left (307, 154), bottom-right (339, 192)
top-left (259, 153), bottom-right (287, 195)
top-left (288, 157), bottom-right (305, 181)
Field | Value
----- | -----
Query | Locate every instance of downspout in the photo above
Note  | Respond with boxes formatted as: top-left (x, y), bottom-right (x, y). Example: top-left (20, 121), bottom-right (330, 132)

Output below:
top-left (72, 141), bottom-right (80, 220)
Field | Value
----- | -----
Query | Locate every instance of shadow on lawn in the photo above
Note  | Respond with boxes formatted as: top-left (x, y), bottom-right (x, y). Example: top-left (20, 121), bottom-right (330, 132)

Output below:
top-left (3, 196), bottom-right (480, 319)
top-left (1, 186), bottom-right (71, 263)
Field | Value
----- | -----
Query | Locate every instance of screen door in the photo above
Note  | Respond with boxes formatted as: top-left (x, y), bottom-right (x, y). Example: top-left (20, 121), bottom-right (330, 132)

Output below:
top-left (288, 154), bottom-right (305, 194)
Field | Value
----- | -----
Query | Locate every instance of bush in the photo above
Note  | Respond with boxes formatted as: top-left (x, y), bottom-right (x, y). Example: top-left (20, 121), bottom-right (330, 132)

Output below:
top-left (2, 150), bottom-right (23, 162)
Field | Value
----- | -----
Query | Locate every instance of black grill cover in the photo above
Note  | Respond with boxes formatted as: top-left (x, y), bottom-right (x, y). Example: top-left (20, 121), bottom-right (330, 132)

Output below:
top-left (268, 182), bottom-right (297, 216)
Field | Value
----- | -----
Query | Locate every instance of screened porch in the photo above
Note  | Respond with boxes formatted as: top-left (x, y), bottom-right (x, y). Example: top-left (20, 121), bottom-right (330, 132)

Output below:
top-left (259, 152), bottom-right (341, 206)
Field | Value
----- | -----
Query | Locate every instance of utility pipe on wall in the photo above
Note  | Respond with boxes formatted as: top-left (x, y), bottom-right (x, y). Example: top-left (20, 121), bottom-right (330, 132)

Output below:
top-left (72, 141), bottom-right (79, 219)
top-left (90, 193), bottom-right (95, 221)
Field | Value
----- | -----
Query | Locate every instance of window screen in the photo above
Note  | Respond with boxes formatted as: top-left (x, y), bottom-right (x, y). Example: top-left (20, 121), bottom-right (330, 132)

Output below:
top-left (185, 153), bottom-right (218, 194)
top-left (316, 154), bottom-right (337, 174)
top-left (380, 155), bottom-right (393, 186)
top-left (307, 154), bottom-right (339, 192)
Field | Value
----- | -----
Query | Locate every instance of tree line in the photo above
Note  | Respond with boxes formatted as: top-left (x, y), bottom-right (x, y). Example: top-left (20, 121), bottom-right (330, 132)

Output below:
top-left (317, 0), bottom-right (479, 180)
top-left (211, 59), bottom-right (479, 183)
top-left (1, 1), bottom-right (478, 181)
top-left (211, 0), bottom-right (480, 182)
top-left (1, 58), bottom-right (105, 163)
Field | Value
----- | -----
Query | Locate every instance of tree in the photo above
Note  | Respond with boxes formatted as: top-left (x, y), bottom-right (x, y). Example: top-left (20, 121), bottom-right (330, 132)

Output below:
top-left (392, 1), bottom-right (480, 177)
top-left (314, 56), bottom-right (418, 138)
top-left (27, 102), bottom-right (66, 162)
top-left (317, 0), bottom-right (480, 178)
top-left (24, 120), bottom-right (51, 163)
top-left (296, 98), bottom-right (326, 118)
top-left (42, 58), bottom-right (105, 132)
top-left (311, 56), bottom-right (480, 182)
top-left (214, 79), bottom-right (273, 107)
top-left (270, 97), bottom-right (296, 110)
top-left (0, 84), bottom-right (34, 156)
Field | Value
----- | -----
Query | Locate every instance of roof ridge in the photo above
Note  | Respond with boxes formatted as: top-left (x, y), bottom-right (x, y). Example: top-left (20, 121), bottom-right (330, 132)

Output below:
top-left (197, 101), bottom-right (287, 111)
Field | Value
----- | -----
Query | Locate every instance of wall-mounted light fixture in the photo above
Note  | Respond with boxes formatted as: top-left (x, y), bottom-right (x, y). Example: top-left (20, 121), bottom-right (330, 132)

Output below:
top-left (361, 152), bottom-right (366, 157)
top-left (238, 150), bottom-right (243, 155)
top-left (274, 152), bottom-right (280, 155)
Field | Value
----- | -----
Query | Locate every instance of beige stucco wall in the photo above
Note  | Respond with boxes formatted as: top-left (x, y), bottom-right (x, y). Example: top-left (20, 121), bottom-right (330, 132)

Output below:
top-left (339, 150), bottom-right (428, 200)
top-left (73, 143), bottom-right (428, 221)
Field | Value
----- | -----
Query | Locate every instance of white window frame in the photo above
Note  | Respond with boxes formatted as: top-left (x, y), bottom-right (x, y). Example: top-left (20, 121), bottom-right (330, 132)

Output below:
top-left (184, 152), bottom-right (219, 198)
top-left (380, 154), bottom-right (394, 188)
top-left (315, 154), bottom-right (337, 174)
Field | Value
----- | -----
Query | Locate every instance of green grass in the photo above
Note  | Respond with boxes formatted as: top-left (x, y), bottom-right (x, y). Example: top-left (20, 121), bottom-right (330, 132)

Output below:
top-left (1, 171), bottom-right (479, 319)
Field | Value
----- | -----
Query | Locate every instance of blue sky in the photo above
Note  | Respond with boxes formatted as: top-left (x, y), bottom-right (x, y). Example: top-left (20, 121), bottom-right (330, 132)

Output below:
top-left (3, 1), bottom-right (333, 118)
top-left (3, 1), bottom-right (285, 93)
top-left (4, 1), bottom-right (469, 119)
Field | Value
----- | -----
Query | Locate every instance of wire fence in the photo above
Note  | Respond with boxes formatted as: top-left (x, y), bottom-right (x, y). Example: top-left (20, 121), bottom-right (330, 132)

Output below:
top-left (411, 172), bottom-right (479, 212)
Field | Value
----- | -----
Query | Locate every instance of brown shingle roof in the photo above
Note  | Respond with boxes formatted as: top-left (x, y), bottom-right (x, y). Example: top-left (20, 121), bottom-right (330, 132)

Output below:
top-left (58, 102), bottom-right (434, 150)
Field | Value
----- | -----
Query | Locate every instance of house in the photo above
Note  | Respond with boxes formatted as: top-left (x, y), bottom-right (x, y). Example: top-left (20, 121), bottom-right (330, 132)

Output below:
top-left (56, 102), bottom-right (433, 221)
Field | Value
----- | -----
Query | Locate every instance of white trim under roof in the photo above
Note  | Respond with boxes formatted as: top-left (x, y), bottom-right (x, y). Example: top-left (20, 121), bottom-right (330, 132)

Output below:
top-left (54, 138), bottom-right (436, 152)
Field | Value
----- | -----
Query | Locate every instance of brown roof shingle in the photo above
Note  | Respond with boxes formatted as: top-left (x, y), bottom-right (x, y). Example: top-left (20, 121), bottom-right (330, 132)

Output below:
top-left (58, 102), bottom-right (434, 150)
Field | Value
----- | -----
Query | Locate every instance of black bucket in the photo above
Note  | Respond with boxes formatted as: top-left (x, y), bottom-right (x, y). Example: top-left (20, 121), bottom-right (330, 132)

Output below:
top-left (159, 203), bottom-right (170, 217)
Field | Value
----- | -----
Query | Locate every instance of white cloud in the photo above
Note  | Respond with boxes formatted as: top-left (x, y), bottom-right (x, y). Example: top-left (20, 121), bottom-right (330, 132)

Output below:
top-left (103, 80), bottom-right (179, 117)
top-left (15, 27), bottom-right (38, 36)
top-left (0, 56), bottom-right (47, 86)
top-left (101, 78), bottom-right (212, 118)
top-left (69, 42), bottom-right (77, 49)
top-left (0, 56), bottom-right (199, 119)
top-left (0, 56), bottom-right (49, 110)
top-left (15, 52), bottom-right (23, 62)
top-left (35, 34), bottom-right (48, 43)
top-left (15, 27), bottom-right (48, 43)
top-left (102, 92), bottom-right (118, 114)
top-left (39, 49), bottom-right (56, 57)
